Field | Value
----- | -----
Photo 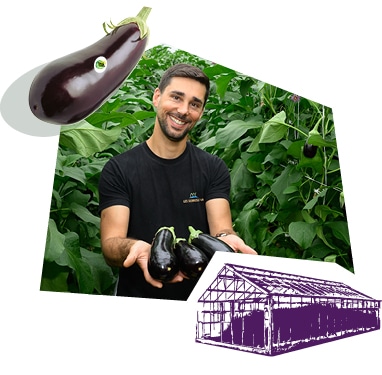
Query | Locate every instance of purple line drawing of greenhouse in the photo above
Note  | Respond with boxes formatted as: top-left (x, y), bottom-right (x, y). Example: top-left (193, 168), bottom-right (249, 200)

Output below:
top-left (195, 263), bottom-right (381, 356)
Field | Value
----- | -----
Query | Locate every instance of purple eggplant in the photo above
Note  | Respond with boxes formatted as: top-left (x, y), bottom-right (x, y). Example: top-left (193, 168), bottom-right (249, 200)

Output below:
top-left (303, 142), bottom-right (318, 158)
top-left (188, 226), bottom-right (235, 260)
top-left (148, 226), bottom-right (179, 282)
top-left (174, 239), bottom-right (209, 279)
top-left (29, 6), bottom-right (151, 125)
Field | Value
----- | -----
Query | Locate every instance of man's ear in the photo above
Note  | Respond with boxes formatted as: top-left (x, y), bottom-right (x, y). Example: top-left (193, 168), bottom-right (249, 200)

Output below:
top-left (152, 88), bottom-right (161, 108)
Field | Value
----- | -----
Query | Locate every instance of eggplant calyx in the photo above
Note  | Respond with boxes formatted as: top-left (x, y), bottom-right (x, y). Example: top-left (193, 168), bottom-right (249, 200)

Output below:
top-left (103, 6), bottom-right (151, 38)
top-left (175, 237), bottom-right (187, 245)
top-left (188, 225), bottom-right (203, 243)
top-left (155, 226), bottom-right (176, 243)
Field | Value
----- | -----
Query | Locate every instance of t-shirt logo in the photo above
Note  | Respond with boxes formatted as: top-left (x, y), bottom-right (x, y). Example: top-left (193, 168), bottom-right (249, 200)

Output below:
top-left (183, 192), bottom-right (205, 204)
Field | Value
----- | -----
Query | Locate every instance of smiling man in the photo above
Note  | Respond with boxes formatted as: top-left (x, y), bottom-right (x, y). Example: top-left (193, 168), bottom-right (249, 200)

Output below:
top-left (98, 63), bottom-right (257, 300)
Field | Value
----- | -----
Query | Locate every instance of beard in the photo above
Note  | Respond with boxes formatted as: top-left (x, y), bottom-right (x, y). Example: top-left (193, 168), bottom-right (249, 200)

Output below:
top-left (157, 111), bottom-right (193, 142)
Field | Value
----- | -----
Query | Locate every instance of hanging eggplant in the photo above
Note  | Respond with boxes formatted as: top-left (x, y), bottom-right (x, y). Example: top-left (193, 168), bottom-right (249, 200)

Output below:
top-left (29, 6), bottom-right (151, 125)
top-left (148, 226), bottom-right (179, 282)
top-left (303, 142), bottom-right (318, 158)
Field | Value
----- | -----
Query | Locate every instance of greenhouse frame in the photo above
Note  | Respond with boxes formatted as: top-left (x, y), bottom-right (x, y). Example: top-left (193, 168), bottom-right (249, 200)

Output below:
top-left (195, 263), bottom-right (381, 356)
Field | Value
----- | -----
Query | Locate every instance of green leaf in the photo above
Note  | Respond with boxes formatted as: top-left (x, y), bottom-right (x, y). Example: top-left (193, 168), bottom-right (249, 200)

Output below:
top-left (316, 225), bottom-right (335, 249)
top-left (303, 189), bottom-right (327, 210)
top-left (40, 262), bottom-right (70, 292)
top-left (307, 133), bottom-right (337, 148)
top-left (315, 205), bottom-right (343, 221)
top-left (44, 219), bottom-right (66, 262)
top-left (59, 121), bottom-right (122, 157)
top-left (61, 165), bottom-right (87, 185)
top-left (57, 232), bottom-right (95, 294)
top-left (327, 221), bottom-right (351, 246)
top-left (70, 202), bottom-right (100, 226)
top-left (247, 152), bottom-right (265, 173)
top-left (289, 221), bottom-right (317, 249)
top-left (324, 254), bottom-right (337, 263)
top-left (259, 111), bottom-right (288, 143)
top-left (216, 119), bottom-right (262, 148)
top-left (230, 158), bottom-right (256, 196)
top-left (215, 73), bottom-right (236, 99)
top-left (271, 164), bottom-right (302, 205)
top-left (233, 207), bottom-right (259, 249)
top-left (80, 248), bottom-right (117, 294)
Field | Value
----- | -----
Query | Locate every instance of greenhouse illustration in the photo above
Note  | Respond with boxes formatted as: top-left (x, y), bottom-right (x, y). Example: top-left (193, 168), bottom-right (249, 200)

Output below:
top-left (195, 263), bottom-right (381, 356)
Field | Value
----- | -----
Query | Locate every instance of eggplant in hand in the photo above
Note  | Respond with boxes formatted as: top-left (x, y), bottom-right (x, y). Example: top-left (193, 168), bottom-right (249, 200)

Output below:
top-left (29, 6), bottom-right (151, 125)
top-left (174, 239), bottom-right (209, 279)
top-left (188, 226), bottom-right (235, 260)
top-left (148, 226), bottom-right (179, 282)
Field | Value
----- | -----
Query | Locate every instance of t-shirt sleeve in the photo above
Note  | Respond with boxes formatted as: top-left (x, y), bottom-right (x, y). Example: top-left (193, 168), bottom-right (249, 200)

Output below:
top-left (98, 157), bottom-right (131, 214)
top-left (205, 156), bottom-right (231, 202)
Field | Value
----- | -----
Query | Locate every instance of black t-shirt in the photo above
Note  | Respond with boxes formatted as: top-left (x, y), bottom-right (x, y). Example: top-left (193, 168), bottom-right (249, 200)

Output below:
top-left (98, 141), bottom-right (231, 300)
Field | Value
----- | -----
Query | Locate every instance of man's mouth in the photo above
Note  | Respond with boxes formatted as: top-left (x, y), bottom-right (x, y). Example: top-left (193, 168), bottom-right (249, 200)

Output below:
top-left (169, 115), bottom-right (188, 129)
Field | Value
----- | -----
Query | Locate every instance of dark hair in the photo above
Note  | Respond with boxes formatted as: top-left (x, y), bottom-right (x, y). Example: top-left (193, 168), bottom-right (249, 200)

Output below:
top-left (158, 63), bottom-right (210, 106)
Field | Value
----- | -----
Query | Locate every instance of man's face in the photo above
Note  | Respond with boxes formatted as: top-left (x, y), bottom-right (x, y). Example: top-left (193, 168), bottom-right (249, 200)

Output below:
top-left (152, 77), bottom-right (206, 142)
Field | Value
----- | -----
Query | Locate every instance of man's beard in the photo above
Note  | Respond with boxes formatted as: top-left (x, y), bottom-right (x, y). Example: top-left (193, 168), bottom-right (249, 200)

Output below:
top-left (157, 112), bottom-right (191, 142)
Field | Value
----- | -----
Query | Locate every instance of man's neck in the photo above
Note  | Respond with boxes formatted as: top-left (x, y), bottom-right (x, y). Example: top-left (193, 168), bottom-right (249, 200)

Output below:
top-left (146, 133), bottom-right (188, 159)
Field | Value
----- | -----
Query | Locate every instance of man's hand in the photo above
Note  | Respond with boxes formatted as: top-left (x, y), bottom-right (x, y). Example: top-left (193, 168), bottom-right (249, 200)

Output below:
top-left (219, 234), bottom-right (258, 255)
top-left (122, 240), bottom-right (185, 288)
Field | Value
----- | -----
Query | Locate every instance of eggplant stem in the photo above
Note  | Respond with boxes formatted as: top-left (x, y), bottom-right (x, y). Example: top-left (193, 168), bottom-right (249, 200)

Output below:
top-left (188, 225), bottom-right (203, 243)
top-left (103, 6), bottom-right (151, 37)
top-left (155, 226), bottom-right (176, 244)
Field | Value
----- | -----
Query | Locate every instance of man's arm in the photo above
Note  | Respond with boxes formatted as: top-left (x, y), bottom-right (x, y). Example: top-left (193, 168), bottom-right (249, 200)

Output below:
top-left (100, 204), bottom-right (183, 287)
top-left (100, 205), bottom-right (134, 267)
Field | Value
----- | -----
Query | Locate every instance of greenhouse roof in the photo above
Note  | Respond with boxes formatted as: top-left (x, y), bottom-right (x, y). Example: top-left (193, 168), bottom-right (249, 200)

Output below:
top-left (198, 263), bottom-right (377, 303)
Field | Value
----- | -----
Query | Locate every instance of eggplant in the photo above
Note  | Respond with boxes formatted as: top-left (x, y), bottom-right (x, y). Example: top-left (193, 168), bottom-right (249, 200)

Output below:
top-left (148, 226), bottom-right (179, 282)
top-left (174, 239), bottom-right (209, 279)
top-left (188, 226), bottom-right (235, 260)
top-left (303, 142), bottom-right (318, 158)
top-left (29, 6), bottom-right (151, 125)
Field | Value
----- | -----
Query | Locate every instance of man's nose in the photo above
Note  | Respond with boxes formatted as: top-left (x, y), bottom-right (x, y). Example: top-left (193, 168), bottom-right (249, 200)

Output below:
top-left (177, 102), bottom-right (189, 115)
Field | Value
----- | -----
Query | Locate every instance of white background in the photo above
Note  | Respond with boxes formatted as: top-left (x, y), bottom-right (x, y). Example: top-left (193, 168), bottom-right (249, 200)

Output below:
top-left (1, 0), bottom-right (381, 373)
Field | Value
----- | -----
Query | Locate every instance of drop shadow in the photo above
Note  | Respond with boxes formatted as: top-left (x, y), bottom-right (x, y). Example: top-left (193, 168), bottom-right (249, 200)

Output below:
top-left (0, 65), bottom-right (61, 137)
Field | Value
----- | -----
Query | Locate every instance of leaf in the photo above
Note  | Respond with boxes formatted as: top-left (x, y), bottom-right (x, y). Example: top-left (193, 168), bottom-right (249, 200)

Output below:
top-left (271, 164), bottom-right (302, 205)
top-left (328, 221), bottom-right (351, 246)
top-left (61, 165), bottom-right (87, 185)
top-left (324, 254), bottom-right (337, 263)
top-left (215, 73), bottom-right (236, 99)
top-left (316, 225), bottom-right (335, 249)
top-left (44, 219), bottom-right (66, 262)
top-left (315, 205), bottom-right (343, 221)
top-left (259, 111), bottom-right (288, 143)
top-left (307, 133), bottom-right (337, 148)
top-left (57, 232), bottom-right (95, 294)
top-left (40, 262), bottom-right (70, 293)
top-left (289, 221), bottom-right (317, 249)
top-left (233, 207), bottom-right (259, 250)
top-left (80, 248), bottom-right (117, 294)
top-left (216, 119), bottom-right (262, 148)
top-left (59, 121), bottom-right (122, 157)
top-left (247, 152), bottom-right (265, 173)
top-left (230, 158), bottom-right (256, 196)
top-left (70, 202), bottom-right (100, 226)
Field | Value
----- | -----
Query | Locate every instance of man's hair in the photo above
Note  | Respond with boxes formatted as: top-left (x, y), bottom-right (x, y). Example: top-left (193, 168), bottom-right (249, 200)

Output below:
top-left (158, 63), bottom-right (210, 106)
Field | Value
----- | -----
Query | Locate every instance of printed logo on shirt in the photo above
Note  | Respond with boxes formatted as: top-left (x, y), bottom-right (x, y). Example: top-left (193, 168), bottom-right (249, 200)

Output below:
top-left (183, 192), bottom-right (205, 204)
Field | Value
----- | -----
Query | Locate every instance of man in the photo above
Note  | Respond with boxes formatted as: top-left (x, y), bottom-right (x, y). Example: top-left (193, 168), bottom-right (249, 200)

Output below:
top-left (98, 63), bottom-right (257, 300)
